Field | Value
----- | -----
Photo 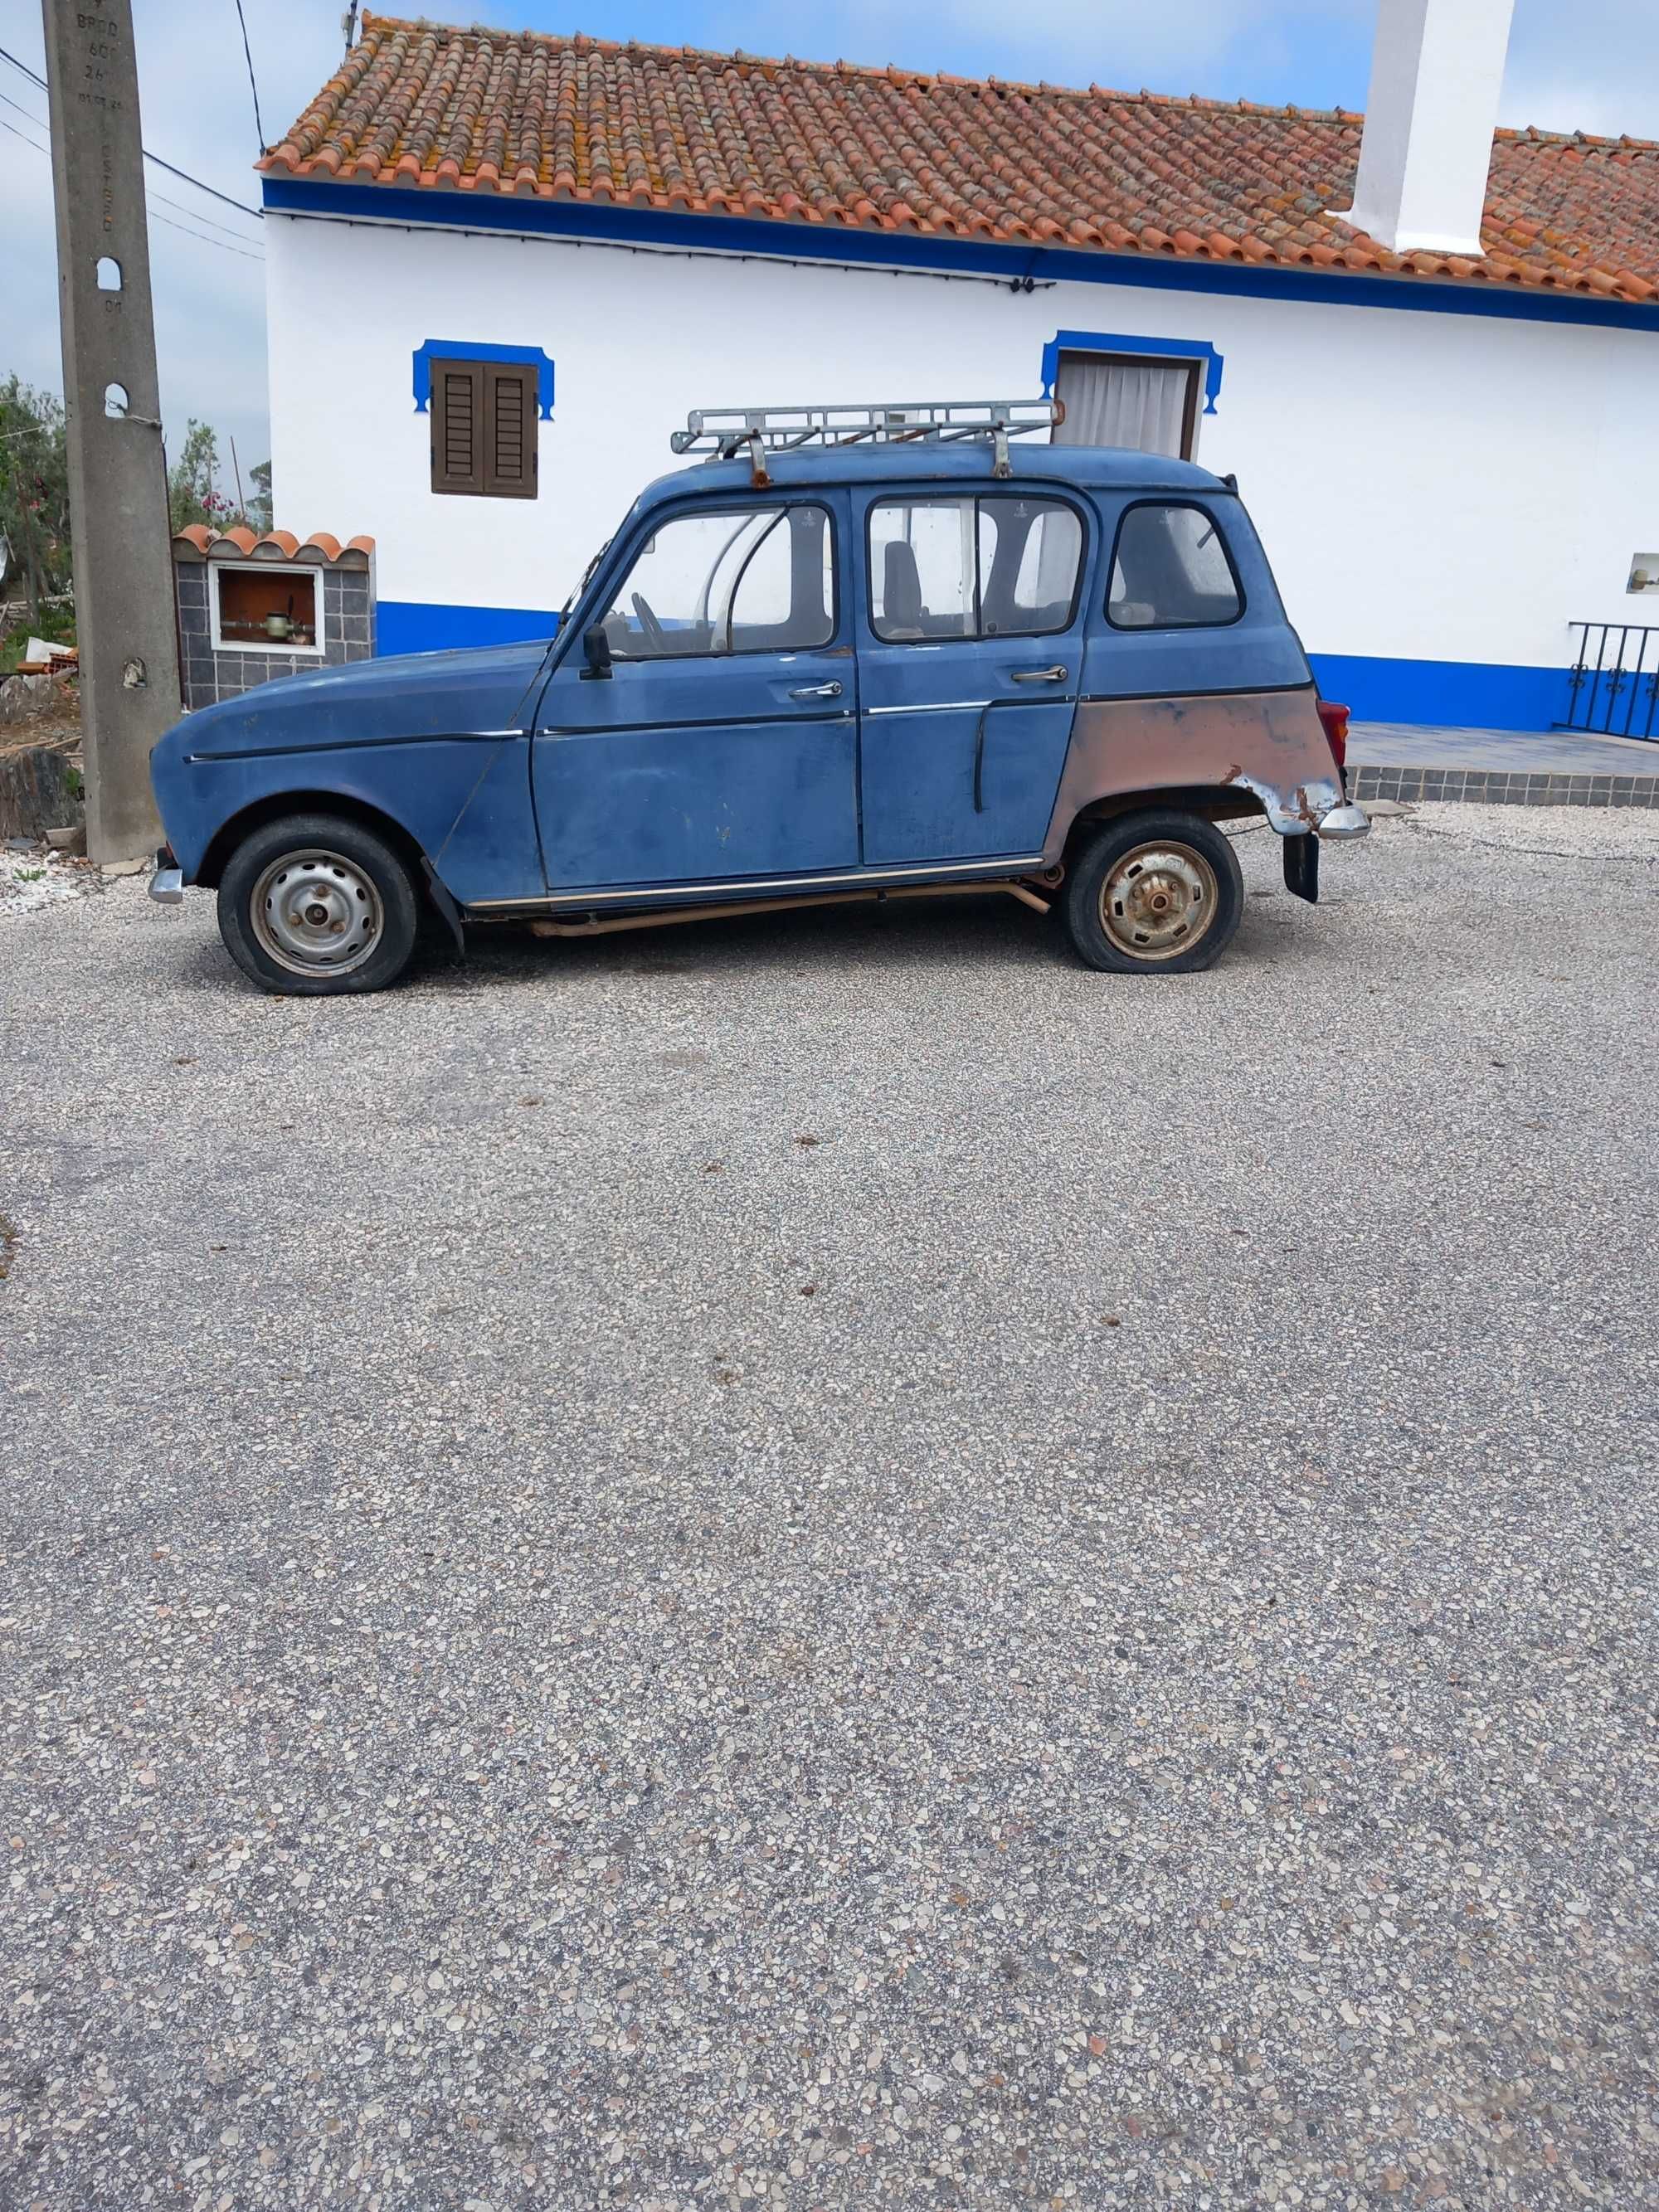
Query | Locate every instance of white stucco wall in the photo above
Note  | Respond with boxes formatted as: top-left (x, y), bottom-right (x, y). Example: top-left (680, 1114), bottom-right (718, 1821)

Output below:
top-left (265, 209), bottom-right (1657, 695)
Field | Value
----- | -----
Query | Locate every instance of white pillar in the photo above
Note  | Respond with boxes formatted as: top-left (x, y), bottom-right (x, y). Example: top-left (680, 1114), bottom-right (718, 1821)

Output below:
top-left (1341, 0), bottom-right (1515, 256)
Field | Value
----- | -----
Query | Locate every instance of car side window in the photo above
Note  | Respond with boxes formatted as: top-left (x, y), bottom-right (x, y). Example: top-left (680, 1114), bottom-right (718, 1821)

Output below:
top-left (980, 498), bottom-right (1083, 637)
top-left (1108, 503), bottom-right (1243, 629)
top-left (868, 498), bottom-right (975, 640)
top-left (601, 504), bottom-right (835, 660)
top-left (868, 494), bottom-right (1083, 644)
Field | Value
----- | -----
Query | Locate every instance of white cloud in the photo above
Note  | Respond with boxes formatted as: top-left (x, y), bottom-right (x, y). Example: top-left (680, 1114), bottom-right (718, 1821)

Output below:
top-left (707, 0), bottom-right (1376, 102)
top-left (1502, 0), bottom-right (1659, 136)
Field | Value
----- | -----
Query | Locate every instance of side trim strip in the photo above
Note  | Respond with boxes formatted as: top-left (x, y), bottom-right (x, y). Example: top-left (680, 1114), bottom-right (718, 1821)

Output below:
top-left (468, 853), bottom-right (1049, 912)
top-left (864, 698), bottom-right (992, 717)
top-left (187, 729), bottom-right (518, 763)
top-left (1077, 678), bottom-right (1315, 706)
top-left (541, 709), bottom-right (854, 738)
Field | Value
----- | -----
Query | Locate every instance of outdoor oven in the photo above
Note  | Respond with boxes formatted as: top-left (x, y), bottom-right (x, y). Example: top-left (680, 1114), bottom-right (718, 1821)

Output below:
top-left (171, 527), bottom-right (376, 711)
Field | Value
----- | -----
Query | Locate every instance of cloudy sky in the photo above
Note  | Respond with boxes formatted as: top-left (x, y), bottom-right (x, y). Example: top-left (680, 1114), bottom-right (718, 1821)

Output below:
top-left (1, 0), bottom-right (1652, 502)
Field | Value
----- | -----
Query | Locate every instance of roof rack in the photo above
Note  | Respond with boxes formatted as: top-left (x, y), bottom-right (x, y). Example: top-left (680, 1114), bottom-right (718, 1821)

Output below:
top-left (670, 398), bottom-right (1064, 487)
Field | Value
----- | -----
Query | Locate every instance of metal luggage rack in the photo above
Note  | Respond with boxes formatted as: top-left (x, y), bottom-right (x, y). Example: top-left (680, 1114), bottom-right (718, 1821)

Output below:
top-left (671, 398), bottom-right (1063, 485)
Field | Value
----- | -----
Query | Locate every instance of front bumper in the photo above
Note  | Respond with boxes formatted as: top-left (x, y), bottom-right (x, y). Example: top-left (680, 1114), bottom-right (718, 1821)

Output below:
top-left (148, 844), bottom-right (184, 905)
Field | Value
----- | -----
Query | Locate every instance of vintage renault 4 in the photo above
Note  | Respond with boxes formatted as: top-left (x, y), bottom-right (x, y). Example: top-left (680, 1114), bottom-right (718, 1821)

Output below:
top-left (148, 399), bottom-right (1368, 994)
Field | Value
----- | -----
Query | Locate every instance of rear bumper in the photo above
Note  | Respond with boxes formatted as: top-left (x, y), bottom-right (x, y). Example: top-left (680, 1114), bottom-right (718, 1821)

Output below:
top-left (1316, 800), bottom-right (1370, 840)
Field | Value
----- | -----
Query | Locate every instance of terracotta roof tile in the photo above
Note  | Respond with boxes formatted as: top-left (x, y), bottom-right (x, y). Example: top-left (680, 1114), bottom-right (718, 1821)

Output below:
top-left (260, 12), bottom-right (1659, 307)
top-left (170, 527), bottom-right (373, 563)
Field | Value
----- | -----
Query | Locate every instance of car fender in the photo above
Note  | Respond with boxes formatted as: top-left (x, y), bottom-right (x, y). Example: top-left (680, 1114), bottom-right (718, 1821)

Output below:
top-left (1042, 687), bottom-right (1347, 854)
top-left (149, 641), bottom-right (552, 904)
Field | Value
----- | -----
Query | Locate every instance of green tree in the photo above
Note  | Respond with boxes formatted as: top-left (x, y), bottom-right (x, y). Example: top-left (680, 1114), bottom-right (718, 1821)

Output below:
top-left (0, 377), bottom-right (71, 625)
top-left (167, 417), bottom-right (228, 532)
top-left (247, 458), bottom-right (273, 535)
top-left (165, 420), bottom-right (270, 535)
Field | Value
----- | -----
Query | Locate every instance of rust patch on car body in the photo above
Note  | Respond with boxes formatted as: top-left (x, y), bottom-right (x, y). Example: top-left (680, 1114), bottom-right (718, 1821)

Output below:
top-left (1042, 688), bottom-right (1343, 856)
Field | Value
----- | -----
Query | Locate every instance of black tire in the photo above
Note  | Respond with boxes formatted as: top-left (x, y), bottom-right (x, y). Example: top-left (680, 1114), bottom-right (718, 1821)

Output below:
top-left (1063, 809), bottom-right (1244, 975)
top-left (216, 812), bottom-right (422, 996)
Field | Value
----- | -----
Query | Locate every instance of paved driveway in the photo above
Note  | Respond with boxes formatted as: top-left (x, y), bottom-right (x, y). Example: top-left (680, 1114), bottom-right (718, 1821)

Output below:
top-left (2, 809), bottom-right (1655, 2210)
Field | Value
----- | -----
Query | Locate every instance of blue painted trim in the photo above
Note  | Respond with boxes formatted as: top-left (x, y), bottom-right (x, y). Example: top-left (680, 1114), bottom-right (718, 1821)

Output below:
top-left (1042, 329), bottom-right (1224, 415)
top-left (379, 599), bottom-right (560, 654)
top-left (263, 177), bottom-right (1659, 334)
top-left (411, 338), bottom-right (555, 418)
top-left (1307, 651), bottom-right (1566, 733)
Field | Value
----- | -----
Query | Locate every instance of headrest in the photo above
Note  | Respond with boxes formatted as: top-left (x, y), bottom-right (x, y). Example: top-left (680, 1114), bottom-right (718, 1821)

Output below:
top-left (883, 538), bottom-right (924, 634)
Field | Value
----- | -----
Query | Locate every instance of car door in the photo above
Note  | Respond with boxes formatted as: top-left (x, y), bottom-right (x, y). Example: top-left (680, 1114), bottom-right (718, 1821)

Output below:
top-left (854, 486), bottom-right (1089, 865)
top-left (532, 493), bottom-right (859, 892)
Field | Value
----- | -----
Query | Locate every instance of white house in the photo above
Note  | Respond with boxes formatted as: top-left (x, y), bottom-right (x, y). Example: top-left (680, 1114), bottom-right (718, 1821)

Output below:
top-left (259, 0), bottom-right (1659, 732)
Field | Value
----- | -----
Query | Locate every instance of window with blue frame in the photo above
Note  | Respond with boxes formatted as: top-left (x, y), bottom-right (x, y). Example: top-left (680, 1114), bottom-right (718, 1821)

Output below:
top-left (1044, 333), bottom-right (1224, 461)
top-left (414, 342), bottom-right (556, 501)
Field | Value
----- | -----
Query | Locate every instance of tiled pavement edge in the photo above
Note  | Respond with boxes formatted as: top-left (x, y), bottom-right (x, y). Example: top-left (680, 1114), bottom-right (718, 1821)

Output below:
top-left (1347, 722), bottom-right (1659, 809)
top-left (1350, 763), bottom-right (1659, 808)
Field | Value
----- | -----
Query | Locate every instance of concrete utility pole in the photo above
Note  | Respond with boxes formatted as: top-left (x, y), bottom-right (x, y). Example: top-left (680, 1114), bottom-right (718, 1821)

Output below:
top-left (41, 0), bottom-right (178, 863)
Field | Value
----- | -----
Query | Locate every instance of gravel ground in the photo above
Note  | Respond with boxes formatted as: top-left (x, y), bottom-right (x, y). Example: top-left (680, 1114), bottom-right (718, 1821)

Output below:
top-left (0, 843), bottom-right (96, 918)
top-left (1, 806), bottom-right (1656, 2211)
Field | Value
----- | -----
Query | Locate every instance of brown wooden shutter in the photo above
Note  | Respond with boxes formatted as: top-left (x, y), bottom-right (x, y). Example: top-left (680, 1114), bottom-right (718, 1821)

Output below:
top-left (431, 362), bottom-right (484, 495)
top-left (430, 358), bottom-right (538, 498)
top-left (483, 362), bottom-right (538, 499)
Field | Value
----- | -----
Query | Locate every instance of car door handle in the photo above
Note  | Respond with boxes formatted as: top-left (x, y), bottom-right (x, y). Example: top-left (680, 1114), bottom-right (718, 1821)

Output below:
top-left (1010, 664), bottom-right (1068, 683)
top-left (789, 681), bottom-right (842, 700)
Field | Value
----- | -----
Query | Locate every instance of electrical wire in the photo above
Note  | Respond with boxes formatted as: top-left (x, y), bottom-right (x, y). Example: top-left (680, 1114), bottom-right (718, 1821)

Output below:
top-left (0, 41), bottom-right (264, 218)
top-left (0, 112), bottom-right (265, 260)
top-left (146, 185), bottom-right (264, 246)
top-left (0, 85), bottom-right (261, 242)
top-left (148, 207), bottom-right (265, 262)
top-left (0, 110), bottom-right (48, 153)
top-left (231, 0), bottom-right (265, 153)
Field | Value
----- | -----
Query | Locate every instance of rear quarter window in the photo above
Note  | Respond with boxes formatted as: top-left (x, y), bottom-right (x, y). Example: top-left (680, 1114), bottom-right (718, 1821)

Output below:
top-left (1108, 503), bottom-right (1243, 630)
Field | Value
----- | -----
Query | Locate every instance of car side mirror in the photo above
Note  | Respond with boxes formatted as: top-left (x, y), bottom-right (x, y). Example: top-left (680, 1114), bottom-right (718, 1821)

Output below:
top-left (581, 624), bottom-right (613, 681)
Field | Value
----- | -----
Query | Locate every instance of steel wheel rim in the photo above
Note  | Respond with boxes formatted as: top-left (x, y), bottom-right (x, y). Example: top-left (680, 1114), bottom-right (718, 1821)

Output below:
top-left (251, 849), bottom-right (383, 976)
top-left (1100, 841), bottom-right (1218, 960)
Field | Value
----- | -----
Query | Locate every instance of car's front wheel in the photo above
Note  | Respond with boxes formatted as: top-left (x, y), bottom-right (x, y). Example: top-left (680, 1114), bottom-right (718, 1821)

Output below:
top-left (217, 812), bottom-right (421, 995)
top-left (1063, 809), bottom-right (1244, 975)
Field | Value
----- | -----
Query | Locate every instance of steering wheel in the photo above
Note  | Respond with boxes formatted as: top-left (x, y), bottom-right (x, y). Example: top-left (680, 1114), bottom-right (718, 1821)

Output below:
top-left (630, 591), bottom-right (668, 655)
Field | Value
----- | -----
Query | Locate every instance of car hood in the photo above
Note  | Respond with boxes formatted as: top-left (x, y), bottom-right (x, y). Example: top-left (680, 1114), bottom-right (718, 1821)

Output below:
top-left (160, 639), bottom-right (553, 761)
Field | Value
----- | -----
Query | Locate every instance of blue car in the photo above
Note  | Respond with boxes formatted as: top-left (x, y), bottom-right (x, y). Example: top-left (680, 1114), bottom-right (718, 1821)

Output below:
top-left (148, 400), bottom-right (1368, 995)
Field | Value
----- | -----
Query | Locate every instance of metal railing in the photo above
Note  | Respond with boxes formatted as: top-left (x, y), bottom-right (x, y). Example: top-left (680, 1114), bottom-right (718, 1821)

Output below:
top-left (1560, 622), bottom-right (1659, 740)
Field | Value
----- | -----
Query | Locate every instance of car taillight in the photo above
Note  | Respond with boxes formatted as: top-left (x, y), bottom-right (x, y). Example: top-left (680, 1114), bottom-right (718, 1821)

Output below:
top-left (1316, 699), bottom-right (1350, 771)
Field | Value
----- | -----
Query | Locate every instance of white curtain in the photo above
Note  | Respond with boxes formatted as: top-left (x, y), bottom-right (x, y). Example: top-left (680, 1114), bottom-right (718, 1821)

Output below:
top-left (1054, 356), bottom-right (1193, 457)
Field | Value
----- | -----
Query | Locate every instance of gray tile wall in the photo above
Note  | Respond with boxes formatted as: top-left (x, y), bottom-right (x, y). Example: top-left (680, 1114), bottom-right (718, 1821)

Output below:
top-left (175, 562), bottom-right (375, 712)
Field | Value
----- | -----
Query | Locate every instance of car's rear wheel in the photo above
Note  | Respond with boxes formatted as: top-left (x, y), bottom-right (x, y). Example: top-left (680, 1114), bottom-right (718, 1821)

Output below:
top-left (1063, 809), bottom-right (1243, 975)
top-left (217, 813), bottom-right (421, 995)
